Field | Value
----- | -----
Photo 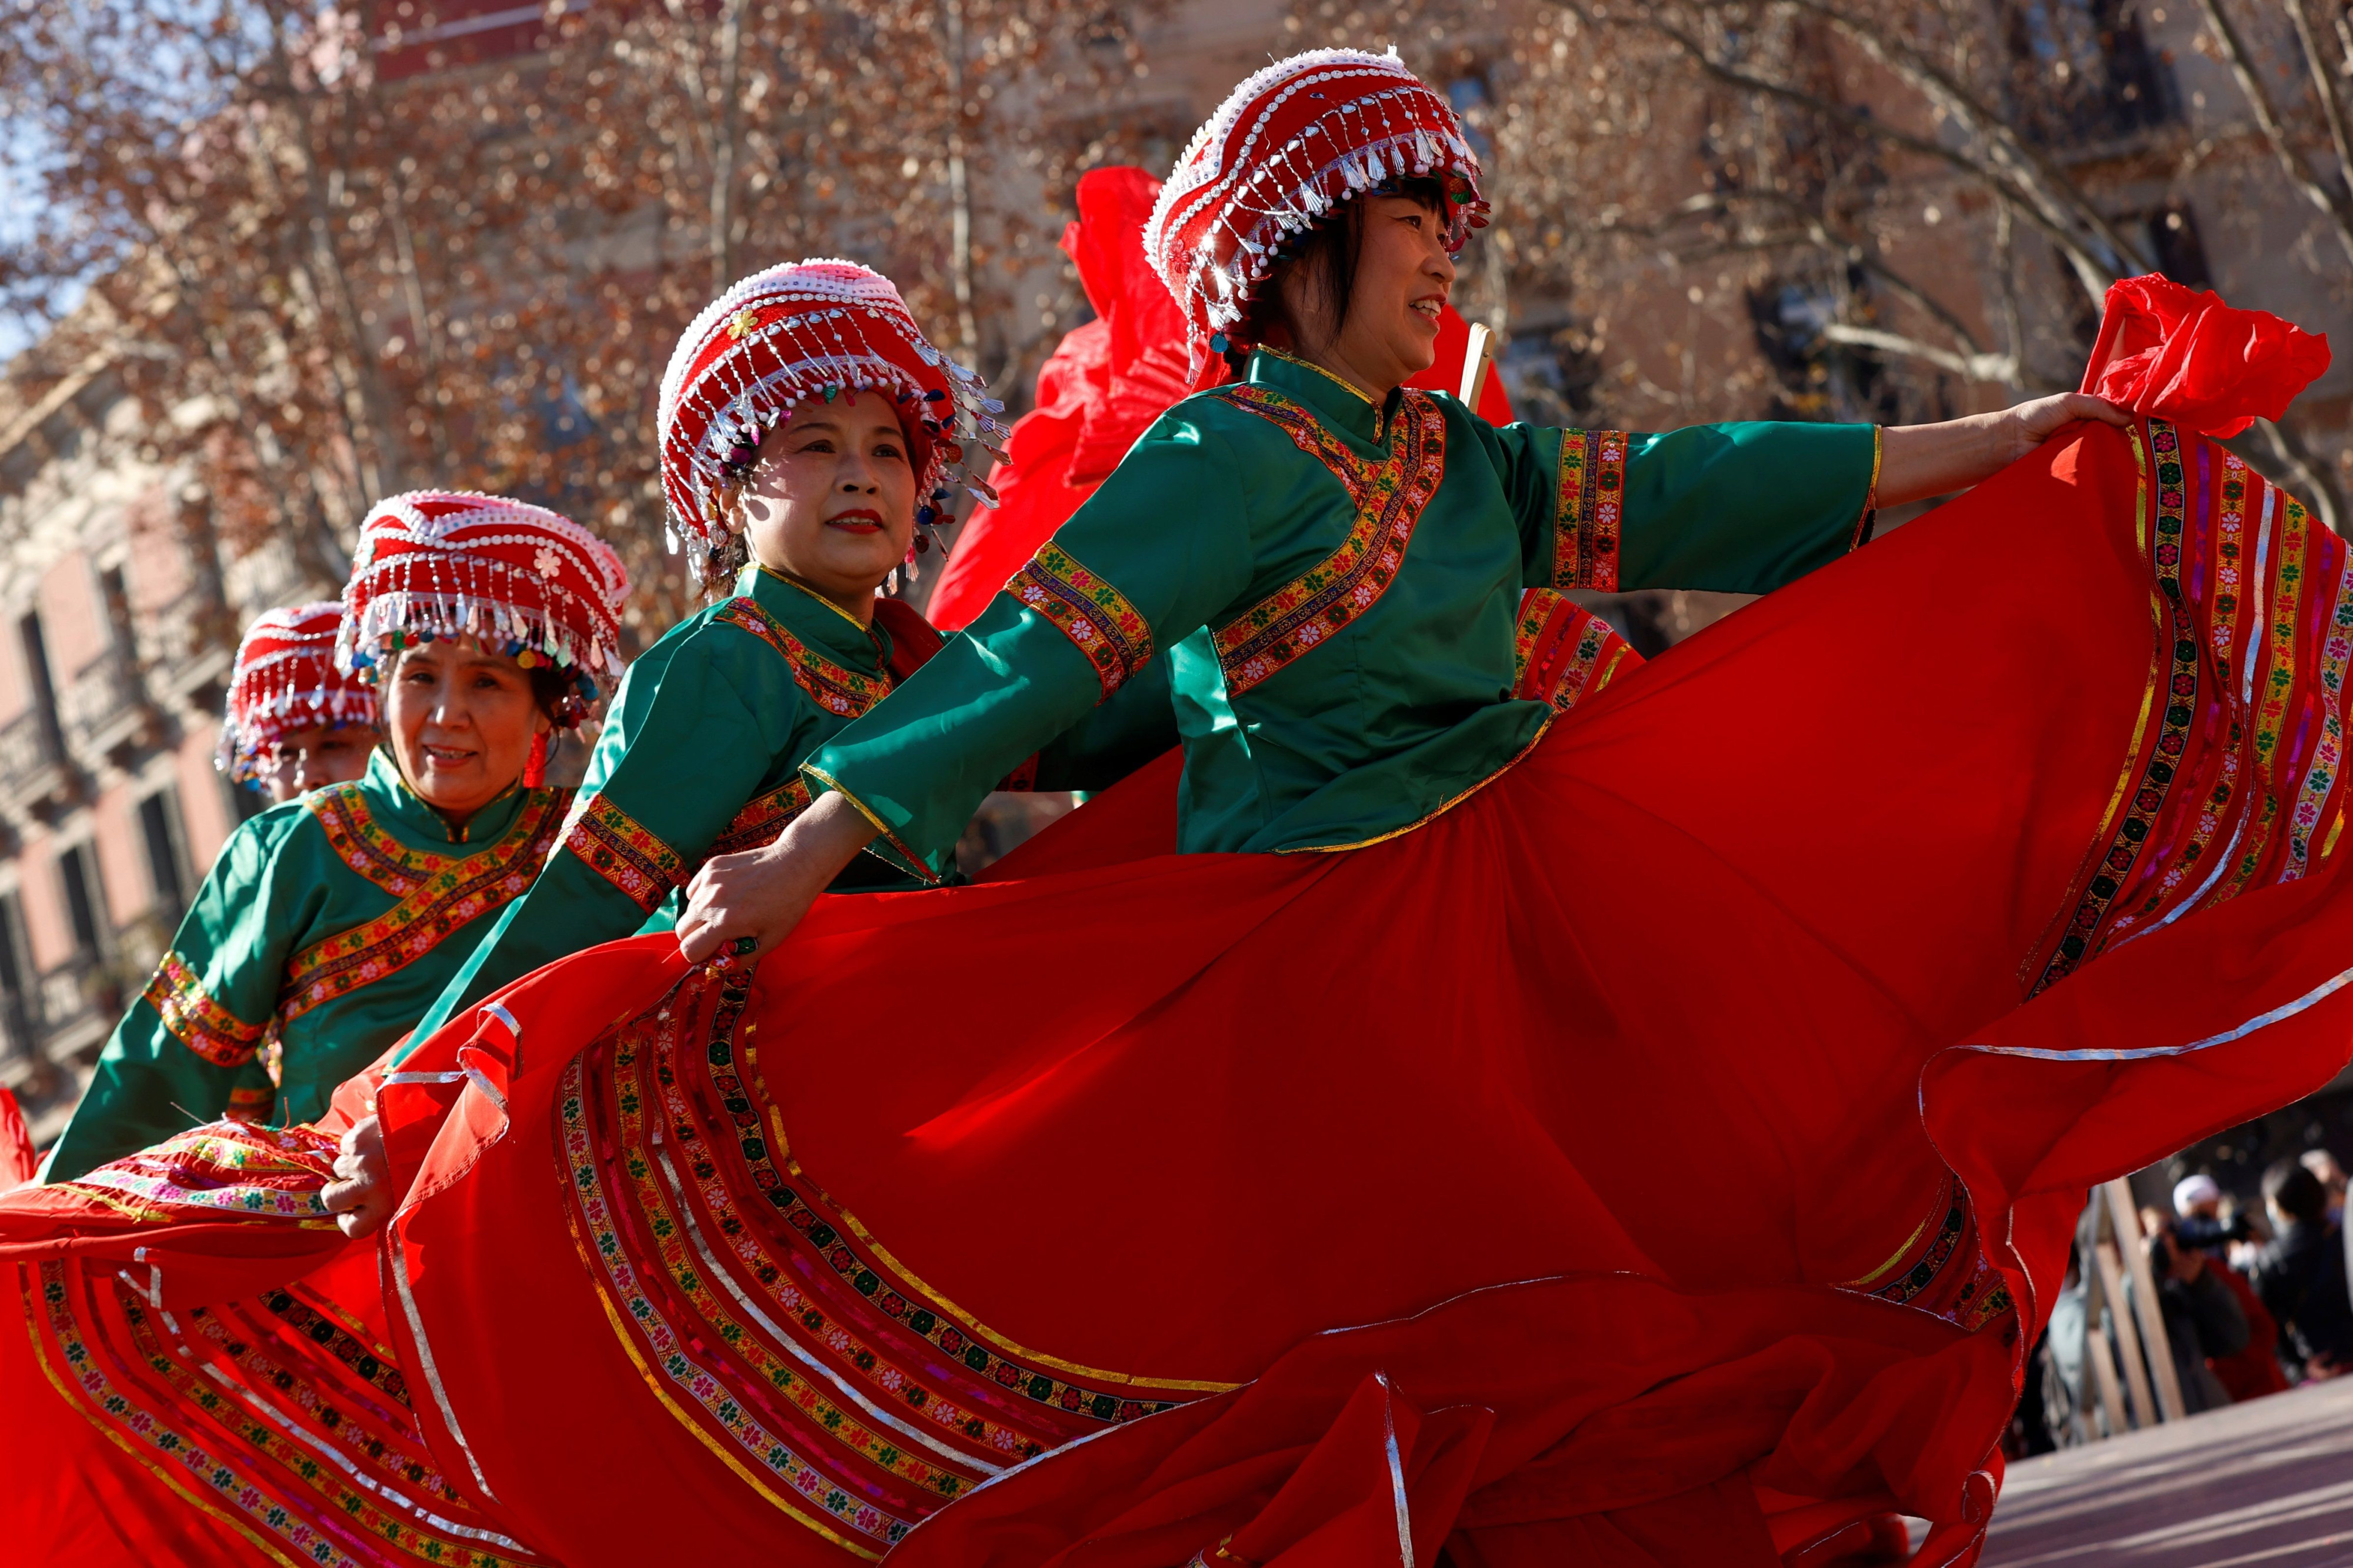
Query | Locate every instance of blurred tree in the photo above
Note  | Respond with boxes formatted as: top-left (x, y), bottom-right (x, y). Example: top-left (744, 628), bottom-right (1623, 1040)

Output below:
top-left (0, 0), bottom-right (1155, 640)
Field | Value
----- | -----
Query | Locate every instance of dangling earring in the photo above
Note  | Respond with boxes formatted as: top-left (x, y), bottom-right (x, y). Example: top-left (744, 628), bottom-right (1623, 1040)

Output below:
top-left (524, 730), bottom-right (550, 789)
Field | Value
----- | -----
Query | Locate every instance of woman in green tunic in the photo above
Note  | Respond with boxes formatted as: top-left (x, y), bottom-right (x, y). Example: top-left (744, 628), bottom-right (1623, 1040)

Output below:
top-left (44, 491), bottom-right (628, 1182)
top-left (411, 258), bottom-right (1172, 1043)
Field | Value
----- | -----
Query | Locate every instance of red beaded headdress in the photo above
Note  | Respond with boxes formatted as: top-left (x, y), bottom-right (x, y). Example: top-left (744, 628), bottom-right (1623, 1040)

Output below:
top-left (216, 601), bottom-right (377, 782)
top-left (336, 491), bottom-right (629, 701)
top-left (657, 258), bottom-right (1006, 551)
top-left (1144, 48), bottom-right (1489, 383)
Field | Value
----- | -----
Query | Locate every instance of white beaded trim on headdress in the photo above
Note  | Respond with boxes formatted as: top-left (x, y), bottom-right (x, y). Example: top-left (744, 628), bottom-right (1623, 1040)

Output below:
top-left (1144, 48), bottom-right (1488, 378)
top-left (336, 491), bottom-right (629, 688)
top-left (215, 602), bottom-right (377, 778)
top-left (656, 258), bottom-right (1008, 552)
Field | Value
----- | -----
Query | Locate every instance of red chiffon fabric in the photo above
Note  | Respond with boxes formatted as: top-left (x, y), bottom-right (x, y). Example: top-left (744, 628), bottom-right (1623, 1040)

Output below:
top-left (374, 415), bottom-right (2353, 1567)
top-left (2081, 273), bottom-right (2330, 437)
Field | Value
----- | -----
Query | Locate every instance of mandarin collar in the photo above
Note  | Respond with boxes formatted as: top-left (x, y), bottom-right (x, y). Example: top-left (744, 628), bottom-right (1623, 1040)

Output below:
top-left (1245, 349), bottom-right (1402, 452)
top-left (738, 561), bottom-right (893, 673)
top-left (360, 746), bottom-right (530, 847)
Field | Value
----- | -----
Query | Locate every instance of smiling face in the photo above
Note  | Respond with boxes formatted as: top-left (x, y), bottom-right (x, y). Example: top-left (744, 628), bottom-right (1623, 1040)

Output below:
top-left (382, 637), bottom-right (549, 823)
top-left (731, 390), bottom-right (917, 620)
top-left (1276, 191), bottom-right (1455, 395)
top-left (263, 722), bottom-right (375, 803)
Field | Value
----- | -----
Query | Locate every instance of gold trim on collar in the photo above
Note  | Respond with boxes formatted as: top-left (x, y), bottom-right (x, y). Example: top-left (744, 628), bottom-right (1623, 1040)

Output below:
top-left (1257, 347), bottom-right (1377, 406)
top-left (756, 563), bottom-right (876, 632)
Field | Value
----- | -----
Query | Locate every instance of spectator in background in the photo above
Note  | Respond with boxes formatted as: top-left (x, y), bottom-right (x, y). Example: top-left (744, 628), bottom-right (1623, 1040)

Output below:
top-left (2131, 1201), bottom-right (2249, 1414)
top-left (2165, 1179), bottom-right (2285, 1403)
top-left (2254, 1158), bottom-right (2353, 1380)
top-left (2301, 1149), bottom-right (2348, 1224)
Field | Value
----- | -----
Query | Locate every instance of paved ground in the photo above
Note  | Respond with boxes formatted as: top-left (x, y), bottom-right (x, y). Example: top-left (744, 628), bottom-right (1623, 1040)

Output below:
top-left (1977, 1377), bottom-right (2353, 1566)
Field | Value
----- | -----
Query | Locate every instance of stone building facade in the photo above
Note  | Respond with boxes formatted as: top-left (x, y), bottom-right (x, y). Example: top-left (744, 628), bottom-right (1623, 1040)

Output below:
top-left (0, 317), bottom-right (321, 1144)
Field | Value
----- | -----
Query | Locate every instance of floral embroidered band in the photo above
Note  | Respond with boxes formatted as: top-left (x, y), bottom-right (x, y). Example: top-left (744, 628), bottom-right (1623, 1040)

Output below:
top-left (562, 792), bottom-right (686, 914)
top-left (1511, 588), bottom-right (1639, 715)
top-left (705, 778), bottom-right (814, 862)
top-left (556, 965), bottom-right (1228, 1559)
top-left (1833, 1166), bottom-right (2012, 1335)
top-left (25, 1257), bottom-right (546, 1567)
top-left (283, 790), bottom-right (567, 1022)
top-left (1552, 428), bottom-right (1628, 592)
top-left (2025, 419), bottom-right (2353, 995)
top-left (144, 950), bottom-right (267, 1068)
top-left (712, 596), bottom-right (893, 718)
top-left (1004, 540), bottom-right (1155, 702)
top-left (1212, 384), bottom-right (1447, 696)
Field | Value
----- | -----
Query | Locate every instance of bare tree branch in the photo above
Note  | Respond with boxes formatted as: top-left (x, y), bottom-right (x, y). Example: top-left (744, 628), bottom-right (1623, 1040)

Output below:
top-left (1818, 322), bottom-right (2024, 384)
top-left (2196, 0), bottom-right (2353, 266)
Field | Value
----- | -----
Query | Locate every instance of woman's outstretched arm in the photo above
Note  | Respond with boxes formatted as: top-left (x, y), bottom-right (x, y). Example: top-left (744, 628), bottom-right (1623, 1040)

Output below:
top-left (1878, 392), bottom-right (2131, 508)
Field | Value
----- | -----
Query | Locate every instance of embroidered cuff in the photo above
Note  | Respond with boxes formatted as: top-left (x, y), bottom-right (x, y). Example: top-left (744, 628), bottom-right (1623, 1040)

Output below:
top-left (565, 793), bottom-right (686, 913)
top-left (145, 952), bottom-right (268, 1068)
top-left (705, 779), bottom-right (813, 862)
top-left (1552, 428), bottom-right (1627, 591)
top-left (800, 765), bottom-right (944, 885)
top-left (1511, 588), bottom-right (1637, 715)
top-left (1003, 541), bottom-right (1154, 703)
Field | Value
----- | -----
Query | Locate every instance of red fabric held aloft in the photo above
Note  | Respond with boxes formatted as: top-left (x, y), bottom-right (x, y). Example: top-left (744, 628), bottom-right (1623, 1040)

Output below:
top-left (2079, 273), bottom-right (2330, 436)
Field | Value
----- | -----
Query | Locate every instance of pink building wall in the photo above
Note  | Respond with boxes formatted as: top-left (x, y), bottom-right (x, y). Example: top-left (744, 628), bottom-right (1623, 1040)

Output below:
top-left (17, 832), bottom-right (71, 974)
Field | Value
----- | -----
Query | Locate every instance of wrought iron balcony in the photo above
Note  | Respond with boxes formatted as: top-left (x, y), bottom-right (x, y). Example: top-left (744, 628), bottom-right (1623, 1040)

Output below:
top-left (0, 709), bottom-right (76, 819)
top-left (59, 648), bottom-right (159, 765)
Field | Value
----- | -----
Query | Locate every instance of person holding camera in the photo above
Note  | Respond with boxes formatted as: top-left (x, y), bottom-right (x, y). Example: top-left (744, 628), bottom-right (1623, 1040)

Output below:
top-left (2172, 1175), bottom-right (2291, 1402)
top-left (2253, 1158), bottom-right (2353, 1380)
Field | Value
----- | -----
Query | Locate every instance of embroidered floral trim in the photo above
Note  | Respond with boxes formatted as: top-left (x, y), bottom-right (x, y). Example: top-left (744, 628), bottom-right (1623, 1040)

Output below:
top-left (1834, 1172), bottom-right (2013, 1335)
top-left (282, 790), bottom-right (566, 1023)
top-left (555, 966), bottom-right (1220, 1554)
top-left (2288, 560), bottom-right (2353, 879)
top-left (558, 1056), bottom-right (912, 1557)
top-left (2033, 423), bottom-right (2197, 993)
top-left (2031, 421), bottom-right (2353, 989)
top-left (26, 1261), bottom-right (536, 1567)
top-left (224, 1085), bottom-right (274, 1125)
top-left (712, 596), bottom-right (892, 717)
top-left (143, 952), bottom-right (266, 1067)
top-left (1511, 588), bottom-right (1638, 714)
top-left (58, 1122), bottom-right (338, 1223)
top-left (1003, 541), bottom-right (1155, 701)
top-left (562, 793), bottom-right (685, 913)
top-left (2220, 494), bottom-right (2314, 903)
top-left (706, 779), bottom-right (813, 861)
top-left (1552, 428), bottom-right (1627, 592)
top-left (1212, 384), bottom-right (1446, 695)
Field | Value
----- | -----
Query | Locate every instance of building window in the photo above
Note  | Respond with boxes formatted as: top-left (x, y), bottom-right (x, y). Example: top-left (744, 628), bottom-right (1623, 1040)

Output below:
top-left (2002, 0), bottom-right (2178, 145)
top-left (0, 892), bottom-right (29, 1062)
top-left (138, 789), bottom-right (189, 926)
top-left (17, 612), bottom-right (61, 755)
top-left (56, 842), bottom-right (106, 960)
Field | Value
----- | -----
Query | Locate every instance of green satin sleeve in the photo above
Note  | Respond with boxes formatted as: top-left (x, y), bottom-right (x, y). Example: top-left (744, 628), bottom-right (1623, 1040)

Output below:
top-left (45, 810), bottom-right (315, 1182)
top-left (808, 411), bottom-right (1255, 880)
top-left (1494, 419), bottom-right (1879, 595)
top-left (1032, 653), bottom-right (1178, 792)
top-left (410, 618), bottom-right (810, 1043)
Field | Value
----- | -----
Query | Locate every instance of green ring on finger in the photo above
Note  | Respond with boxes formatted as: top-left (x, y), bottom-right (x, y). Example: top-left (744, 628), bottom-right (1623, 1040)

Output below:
top-left (731, 935), bottom-right (759, 958)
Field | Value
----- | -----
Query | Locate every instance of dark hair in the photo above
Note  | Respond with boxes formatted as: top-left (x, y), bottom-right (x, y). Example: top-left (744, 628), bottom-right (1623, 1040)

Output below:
top-left (2265, 1157), bottom-right (2329, 1222)
top-left (698, 525), bottom-right (751, 599)
top-left (1230, 176), bottom-right (1449, 376)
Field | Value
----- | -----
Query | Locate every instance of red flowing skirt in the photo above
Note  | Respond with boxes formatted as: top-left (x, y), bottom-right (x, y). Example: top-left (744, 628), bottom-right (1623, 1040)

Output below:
top-left (12, 419), bottom-right (2353, 1566)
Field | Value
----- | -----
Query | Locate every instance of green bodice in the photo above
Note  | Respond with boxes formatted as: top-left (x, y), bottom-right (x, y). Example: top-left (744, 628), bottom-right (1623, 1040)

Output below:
top-left (412, 563), bottom-right (1173, 1044)
top-left (808, 349), bottom-right (1878, 879)
top-left (47, 750), bottom-right (567, 1180)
